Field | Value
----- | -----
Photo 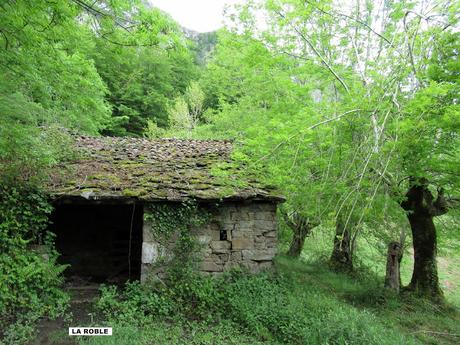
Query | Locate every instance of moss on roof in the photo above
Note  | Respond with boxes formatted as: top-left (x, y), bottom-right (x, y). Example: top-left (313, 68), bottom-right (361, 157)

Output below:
top-left (46, 135), bottom-right (283, 202)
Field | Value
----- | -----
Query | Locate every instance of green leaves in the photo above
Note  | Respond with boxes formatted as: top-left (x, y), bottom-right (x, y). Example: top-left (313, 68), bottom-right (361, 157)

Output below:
top-left (0, 185), bottom-right (69, 337)
top-left (0, 0), bottom-right (199, 178)
top-left (193, 0), bottom-right (459, 259)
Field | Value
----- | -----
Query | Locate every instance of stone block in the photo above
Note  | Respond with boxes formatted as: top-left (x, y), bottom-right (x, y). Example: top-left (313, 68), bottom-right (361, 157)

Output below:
top-left (255, 220), bottom-right (276, 231)
top-left (231, 211), bottom-right (251, 220)
top-left (254, 241), bottom-right (267, 249)
top-left (258, 261), bottom-right (273, 270)
top-left (242, 248), bottom-right (277, 261)
top-left (201, 260), bottom-right (223, 272)
top-left (197, 235), bottom-right (212, 245)
top-left (235, 220), bottom-right (255, 230)
top-left (142, 242), bottom-right (167, 264)
top-left (221, 222), bottom-right (235, 231)
top-left (232, 237), bottom-right (253, 250)
top-left (210, 240), bottom-right (231, 253)
top-left (263, 231), bottom-right (277, 238)
top-left (201, 247), bottom-right (212, 256)
top-left (142, 242), bottom-right (157, 264)
top-left (258, 203), bottom-right (277, 212)
top-left (216, 253), bottom-right (229, 262)
top-left (231, 229), bottom-right (252, 239)
top-left (230, 251), bottom-right (242, 261)
top-left (254, 235), bottom-right (265, 243)
top-left (143, 222), bottom-right (154, 242)
top-left (254, 212), bottom-right (276, 221)
top-left (265, 235), bottom-right (277, 246)
top-left (224, 261), bottom-right (242, 270)
top-left (210, 229), bottom-right (221, 241)
top-left (209, 222), bottom-right (220, 230)
top-left (240, 261), bottom-right (259, 273)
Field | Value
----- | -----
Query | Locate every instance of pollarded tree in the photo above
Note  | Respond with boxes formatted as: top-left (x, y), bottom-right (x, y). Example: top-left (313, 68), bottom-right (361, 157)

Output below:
top-left (393, 31), bottom-right (460, 297)
top-left (283, 210), bottom-right (319, 258)
top-left (199, 0), bottom-right (459, 280)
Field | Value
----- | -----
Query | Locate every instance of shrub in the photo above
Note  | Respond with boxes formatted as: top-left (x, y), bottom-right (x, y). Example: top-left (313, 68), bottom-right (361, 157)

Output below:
top-left (0, 184), bottom-right (69, 342)
top-left (96, 282), bottom-right (175, 326)
top-left (94, 268), bottom-right (416, 345)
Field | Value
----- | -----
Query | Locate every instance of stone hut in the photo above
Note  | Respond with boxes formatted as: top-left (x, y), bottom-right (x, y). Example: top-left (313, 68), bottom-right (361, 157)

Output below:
top-left (46, 135), bottom-right (283, 283)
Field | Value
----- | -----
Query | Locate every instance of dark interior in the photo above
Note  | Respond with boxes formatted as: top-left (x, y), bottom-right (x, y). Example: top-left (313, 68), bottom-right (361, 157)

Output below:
top-left (50, 202), bottom-right (143, 284)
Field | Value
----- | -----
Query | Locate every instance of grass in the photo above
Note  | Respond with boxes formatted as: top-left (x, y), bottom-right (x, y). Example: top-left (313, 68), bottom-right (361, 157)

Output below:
top-left (75, 252), bottom-right (459, 345)
top-left (47, 217), bottom-right (458, 345)
top-left (279, 257), bottom-right (460, 345)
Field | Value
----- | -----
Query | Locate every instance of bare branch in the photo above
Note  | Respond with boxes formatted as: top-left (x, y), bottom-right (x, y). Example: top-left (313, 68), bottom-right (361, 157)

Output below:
top-left (304, 0), bottom-right (393, 47)
top-left (274, 10), bottom-right (350, 93)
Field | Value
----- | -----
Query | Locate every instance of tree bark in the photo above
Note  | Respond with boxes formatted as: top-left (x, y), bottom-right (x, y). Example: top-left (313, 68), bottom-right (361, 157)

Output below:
top-left (384, 241), bottom-right (402, 293)
top-left (330, 219), bottom-right (353, 271)
top-left (287, 224), bottom-right (310, 257)
top-left (284, 212), bottom-right (318, 258)
top-left (406, 211), bottom-right (442, 297)
top-left (401, 180), bottom-right (447, 299)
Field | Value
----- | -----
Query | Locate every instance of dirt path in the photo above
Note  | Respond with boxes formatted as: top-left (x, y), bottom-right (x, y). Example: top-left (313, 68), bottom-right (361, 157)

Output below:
top-left (30, 285), bottom-right (100, 345)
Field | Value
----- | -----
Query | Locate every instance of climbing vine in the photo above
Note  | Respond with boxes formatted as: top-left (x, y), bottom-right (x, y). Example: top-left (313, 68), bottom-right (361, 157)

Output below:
top-left (143, 200), bottom-right (212, 279)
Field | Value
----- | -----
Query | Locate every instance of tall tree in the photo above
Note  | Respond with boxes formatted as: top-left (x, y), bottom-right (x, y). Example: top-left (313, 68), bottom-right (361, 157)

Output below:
top-left (0, 0), bottom-right (111, 179)
top-left (88, 5), bottom-right (198, 136)
top-left (196, 0), bottom-right (459, 292)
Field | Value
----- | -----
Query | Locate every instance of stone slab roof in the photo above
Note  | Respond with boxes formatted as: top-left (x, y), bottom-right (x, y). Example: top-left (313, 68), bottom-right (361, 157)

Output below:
top-left (46, 135), bottom-right (283, 202)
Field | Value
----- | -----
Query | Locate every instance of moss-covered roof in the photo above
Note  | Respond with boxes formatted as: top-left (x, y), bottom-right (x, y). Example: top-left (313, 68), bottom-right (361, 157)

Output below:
top-left (46, 135), bottom-right (283, 202)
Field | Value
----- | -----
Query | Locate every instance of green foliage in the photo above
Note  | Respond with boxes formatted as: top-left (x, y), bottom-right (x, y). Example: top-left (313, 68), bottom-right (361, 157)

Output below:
top-left (79, 320), bottom-right (267, 345)
top-left (144, 201), bottom-right (211, 278)
top-left (87, 259), bottom-right (430, 345)
top-left (96, 282), bottom-right (175, 326)
top-left (165, 81), bottom-right (205, 137)
top-left (0, 0), bottom-right (111, 135)
top-left (0, 0), bottom-right (110, 179)
top-left (144, 120), bottom-right (165, 139)
top-left (0, 184), bottom-right (69, 342)
top-left (88, 5), bottom-right (198, 136)
top-left (194, 0), bottom-right (459, 285)
top-left (91, 36), bottom-right (197, 136)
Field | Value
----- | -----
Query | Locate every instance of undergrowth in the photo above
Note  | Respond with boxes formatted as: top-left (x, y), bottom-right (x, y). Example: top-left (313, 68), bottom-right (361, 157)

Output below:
top-left (0, 185), bottom-right (69, 345)
top-left (75, 257), bottom-right (459, 345)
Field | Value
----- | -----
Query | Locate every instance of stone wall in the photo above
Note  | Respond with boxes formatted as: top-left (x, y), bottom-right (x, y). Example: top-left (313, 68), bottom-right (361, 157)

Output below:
top-left (141, 201), bottom-right (278, 281)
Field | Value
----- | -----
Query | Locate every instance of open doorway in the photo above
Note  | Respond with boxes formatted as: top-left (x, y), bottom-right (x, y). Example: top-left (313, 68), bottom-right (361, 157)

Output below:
top-left (50, 202), bottom-right (143, 284)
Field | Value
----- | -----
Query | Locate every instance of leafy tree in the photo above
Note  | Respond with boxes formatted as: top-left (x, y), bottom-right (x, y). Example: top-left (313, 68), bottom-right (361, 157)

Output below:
top-left (389, 31), bottom-right (460, 298)
top-left (88, 6), bottom-right (198, 136)
top-left (0, 0), bottom-right (112, 178)
top-left (196, 0), bottom-right (459, 299)
top-left (167, 81), bottom-right (205, 136)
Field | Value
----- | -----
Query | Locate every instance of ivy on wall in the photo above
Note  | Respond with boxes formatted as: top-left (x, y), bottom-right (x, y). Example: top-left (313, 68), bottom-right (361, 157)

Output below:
top-left (143, 200), bottom-right (212, 279)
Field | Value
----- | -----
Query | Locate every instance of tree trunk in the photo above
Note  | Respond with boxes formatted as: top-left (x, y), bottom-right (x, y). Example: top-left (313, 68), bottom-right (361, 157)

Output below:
top-left (401, 180), bottom-right (447, 299)
top-left (287, 225), bottom-right (310, 257)
top-left (407, 212), bottom-right (442, 297)
top-left (283, 212), bottom-right (318, 258)
top-left (330, 219), bottom-right (353, 271)
top-left (384, 241), bottom-right (402, 293)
